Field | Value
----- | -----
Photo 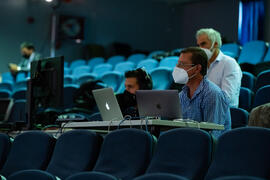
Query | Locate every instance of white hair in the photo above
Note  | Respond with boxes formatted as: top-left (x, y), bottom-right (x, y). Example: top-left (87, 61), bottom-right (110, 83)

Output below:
top-left (196, 28), bottom-right (222, 48)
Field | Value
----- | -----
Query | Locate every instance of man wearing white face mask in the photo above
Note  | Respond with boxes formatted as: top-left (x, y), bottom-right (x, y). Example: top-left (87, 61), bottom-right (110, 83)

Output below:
top-left (196, 28), bottom-right (242, 108)
top-left (173, 47), bottom-right (231, 138)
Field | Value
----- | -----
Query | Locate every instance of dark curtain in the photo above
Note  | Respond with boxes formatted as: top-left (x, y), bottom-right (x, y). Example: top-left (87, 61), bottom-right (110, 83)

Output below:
top-left (238, 0), bottom-right (264, 45)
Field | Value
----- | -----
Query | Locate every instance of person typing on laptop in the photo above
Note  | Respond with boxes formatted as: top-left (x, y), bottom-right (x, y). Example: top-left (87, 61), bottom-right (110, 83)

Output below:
top-left (173, 47), bottom-right (231, 138)
top-left (116, 68), bottom-right (153, 118)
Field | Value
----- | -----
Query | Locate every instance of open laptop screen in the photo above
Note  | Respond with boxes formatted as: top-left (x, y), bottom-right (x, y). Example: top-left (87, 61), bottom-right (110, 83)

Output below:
top-left (136, 90), bottom-right (182, 120)
top-left (92, 88), bottom-right (124, 121)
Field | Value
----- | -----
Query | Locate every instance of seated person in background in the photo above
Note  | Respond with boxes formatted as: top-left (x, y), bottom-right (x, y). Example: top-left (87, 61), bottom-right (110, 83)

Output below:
top-left (173, 47), bottom-right (231, 138)
top-left (117, 68), bottom-right (153, 118)
top-left (248, 103), bottom-right (270, 128)
top-left (9, 42), bottom-right (41, 77)
top-left (196, 28), bottom-right (242, 107)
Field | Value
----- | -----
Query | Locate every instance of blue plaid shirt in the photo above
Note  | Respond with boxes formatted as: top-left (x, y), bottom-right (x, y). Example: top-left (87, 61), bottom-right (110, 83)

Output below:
top-left (179, 77), bottom-right (231, 138)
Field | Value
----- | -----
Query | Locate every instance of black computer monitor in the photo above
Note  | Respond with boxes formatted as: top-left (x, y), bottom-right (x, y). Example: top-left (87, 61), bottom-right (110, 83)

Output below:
top-left (27, 56), bottom-right (64, 129)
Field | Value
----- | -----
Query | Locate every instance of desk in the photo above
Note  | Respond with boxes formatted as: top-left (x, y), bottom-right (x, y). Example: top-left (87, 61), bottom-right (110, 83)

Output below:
top-left (61, 119), bottom-right (224, 136)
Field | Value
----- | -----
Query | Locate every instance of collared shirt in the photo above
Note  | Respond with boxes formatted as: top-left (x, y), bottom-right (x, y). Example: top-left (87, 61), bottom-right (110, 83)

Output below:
top-left (18, 52), bottom-right (41, 72)
top-left (179, 77), bottom-right (231, 138)
top-left (206, 51), bottom-right (242, 107)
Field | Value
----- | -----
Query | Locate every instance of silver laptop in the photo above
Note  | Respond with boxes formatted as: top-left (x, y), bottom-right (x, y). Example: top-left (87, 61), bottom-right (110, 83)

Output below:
top-left (136, 90), bottom-right (182, 120)
top-left (92, 88), bottom-right (124, 121)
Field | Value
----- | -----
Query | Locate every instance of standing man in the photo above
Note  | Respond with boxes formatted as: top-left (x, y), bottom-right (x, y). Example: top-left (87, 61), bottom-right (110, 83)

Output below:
top-left (9, 42), bottom-right (41, 77)
top-left (172, 47), bottom-right (231, 138)
top-left (196, 28), bottom-right (242, 107)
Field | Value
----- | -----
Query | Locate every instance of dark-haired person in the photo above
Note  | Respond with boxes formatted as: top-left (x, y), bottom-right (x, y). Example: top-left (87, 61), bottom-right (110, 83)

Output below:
top-left (196, 28), bottom-right (242, 108)
top-left (9, 42), bottom-right (41, 76)
top-left (173, 47), bottom-right (231, 138)
top-left (116, 68), bottom-right (153, 117)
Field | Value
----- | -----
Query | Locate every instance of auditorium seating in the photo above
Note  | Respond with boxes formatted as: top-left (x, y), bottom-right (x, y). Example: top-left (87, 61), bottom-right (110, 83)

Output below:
top-left (239, 87), bottom-right (254, 111)
top-left (66, 171), bottom-right (118, 180)
top-left (147, 50), bottom-right (165, 59)
top-left (8, 169), bottom-right (57, 180)
top-left (254, 70), bottom-right (270, 92)
top-left (238, 40), bottom-right (267, 65)
top-left (63, 84), bottom-right (79, 109)
top-left (220, 43), bottom-right (241, 59)
top-left (230, 107), bottom-right (249, 129)
top-left (213, 176), bottom-right (267, 180)
top-left (92, 63), bottom-right (113, 78)
top-left (133, 173), bottom-right (189, 180)
top-left (241, 71), bottom-right (256, 91)
top-left (253, 85), bottom-right (270, 108)
top-left (114, 61), bottom-right (135, 74)
top-left (145, 128), bottom-right (212, 180)
top-left (88, 57), bottom-right (105, 68)
top-left (0, 133), bottom-right (11, 170)
top-left (0, 90), bottom-right (11, 98)
top-left (136, 59), bottom-right (159, 72)
top-left (0, 82), bottom-right (13, 91)
top-left (91, 128), bottom-right (154, 180)
top-left (0, 131), bottom-right (55, 178)
top-left (100, 71), bottom-right (123, 92)
top-left (150, 67), bottom-right (173, 90)
top-left (69, 59), bottom-right (86, 70)
top-left (159, 56), bottom-right (179, 70)
top-left (127, 53), bottom-right (146, 65)
top-left (205, 127), bottom-right (270, 180)
top-left (107, 55), bottom-right (125, 67)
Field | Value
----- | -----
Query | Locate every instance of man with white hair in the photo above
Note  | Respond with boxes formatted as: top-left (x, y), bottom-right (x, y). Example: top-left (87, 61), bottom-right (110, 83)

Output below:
top-left (196, 28), bottom-right (242, 107)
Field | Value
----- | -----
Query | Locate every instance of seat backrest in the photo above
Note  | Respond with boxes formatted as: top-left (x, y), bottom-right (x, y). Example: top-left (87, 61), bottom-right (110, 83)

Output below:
top-left (100, 72), bottom-right (123, 92)
top-left (254, 70), bottom-right (270, 92)
top-left (213, 175), bottom-right (267, 180)
top-left (65, 171), bottom-right (118, 180)
top-left (127, 53), bottom-right (146, 65)
top-left (63, 84), bottom-right (79, 109)
top-left (137, 59), bottom-right (159, 72)
top-left (134, 173), bottom-right (189, 180)
top-left (146, 128), bottom-right (212, 180)
top-left (230, 107), bottom-right (249, 129)
top-left (114, 62), bottom-right (135, 74)
top-left (2, 72), bottom-right (14, 84)
top-left (150, 67), bottom-right (173, 90)
top-left (69, 59), bottom-right (86, 70)
top-left (88, 57), bottom-right (105, 67)
top-left (11, 88), bottom-right (27, 100)
top-left (159, 56), bottom-right (178, 70)
top-left (8, 169), bottom-right (57, 180)
top-left (92, 63), bottom-right (113, 78)
top-left (147, 50), bottom-right (165, 59)
top-left (7, 99), bottom-right (27, 125)
top-left (253, 85), bottom-right (270, 108)
top-left (241, 71), bottom-right (256, 91)
top-left (0, 131), bottom-right (55, 177)
top-left (72, 65), bottom-right (91, 77)
top-left (220, 43), bottom-right (241, 59)
top-left (107, 55), bottom-right (125, 66)
top-left (93, 128), bottom-right (154, 180)
top-left (205, 127), bottom-right (270, 180)
top-left (238, 41), bottom-right (267, 64)
top-left (239, 87), bottom-right (254, 111)
top-left (0, 89), bottom-right (11, 98)
top-left (263, 47), bottom-right (270, 62)
top-left (46, 130), bottom-right (102, 179)
top-left (0, 133), bottom-right (11, 170)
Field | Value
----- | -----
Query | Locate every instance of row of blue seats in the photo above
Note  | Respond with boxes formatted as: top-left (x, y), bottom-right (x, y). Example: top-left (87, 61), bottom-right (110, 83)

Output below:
top-left (220, 41), bottom-right (270, 64)
top-left (0, 127), bottom-right (269, 180)
top-left (241, 70), bottom-right (270, 93)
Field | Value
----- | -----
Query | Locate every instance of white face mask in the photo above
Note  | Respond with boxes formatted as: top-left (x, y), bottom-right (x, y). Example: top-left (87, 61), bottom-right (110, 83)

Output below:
top-left (172, 66), bottom-right (197, 84)
top-left (201, 48), bottom-right (213, 60)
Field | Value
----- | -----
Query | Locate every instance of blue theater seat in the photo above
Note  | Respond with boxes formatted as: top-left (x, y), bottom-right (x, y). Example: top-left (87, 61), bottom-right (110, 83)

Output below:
top-left (114, 61), bottom-right (135, 74)
top-left (0, 131), bottom-right (55, 178)
top-left (220, 43), bottom-right (241, 59)
top-left (159, 56), bottom-right (179, 70)
top-left (150, 67), bottom-right (173, 90)
top-left (205, 127), bottom-right (270, 180)
top-left (107, 55), bottom-right (125, 67)
top-left (66, 172), bottom-right (118, 180)
top-left (92, 128), bottom-right (155, 180)
top-left (241, 71), bottom-right (256, 91)
top-left (88, 57), bottom-right (105, 68)
top-left (253, 85), bottom-right (270, 108)
top-left (137, 59), bottom-right (159, 72)
top-left (146, 128), bottom-right (212, 180)
top-left (69, 59), bottom-right (86, 70)
top-left (127, 53), bottom-right (146, 65)
top-left (133, 173), bottom-right (189, 180)
top-left (213, 175), bottom-right (267, 180)
top-left (230, 107), bottom-right (249, 129)
top-left (254, 70), bottom-right (270, 92)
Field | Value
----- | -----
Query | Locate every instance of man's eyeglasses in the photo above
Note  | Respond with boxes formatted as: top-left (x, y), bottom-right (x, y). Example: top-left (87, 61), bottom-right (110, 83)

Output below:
top-left (176, 62), bottom-right (194, 68)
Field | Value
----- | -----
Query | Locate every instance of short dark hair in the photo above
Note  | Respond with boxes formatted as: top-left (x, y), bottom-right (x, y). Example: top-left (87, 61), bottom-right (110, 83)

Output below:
top-left (20, 42), bottom-right (35, 50)
top-left (125, 68), bottom-right (153, 90)
top-left (180, 47), bottom-right (208, 76)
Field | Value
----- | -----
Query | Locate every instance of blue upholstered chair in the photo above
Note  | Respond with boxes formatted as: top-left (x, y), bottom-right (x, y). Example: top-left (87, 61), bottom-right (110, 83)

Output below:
top-left (7, 169), bottom-right (57, 180)
top-left (133, 173), bottom-right (189, 180)
top-left (107, 55), bottom-right (125, 67)
top-left (69, 59), bottom-right (86, 70)
top-left (213, 175), bottom-right (267, 180)
top-left (0, 133), bottom-right (11, 170)
top-left (114, 61), bottom-right (135, 74)
top-left (150, 67), bottom-right (173, 90)
top-left (137, 59), bottom-right (159, 73)
top-left (230, 107), bottom-right (249, 128)
top-left (127, 53), bottom-right (146, 65)
top-left (66, 172), bottom-right (118, 180)
top-left (239, 87), bottom-right (254, 111)
top-left (238, 41), bottom-right (267, 65)
top-left (254, 70), bottom-right (270, 92)
top-left (220, 43), bottom-right (241, 59)
top-left (253, 85), bottom-right (270, 108)
top-left (159, 56), bottom-right (179, 70)
top-left (88, 57), bottom-right (105, 68)
top-left (0, 131), bottom-right (55, 178)
top-left (146, 128), bottom-right (212, 180)
top-left (205, 127), bottom-right (270, 180)
top-left (92, 128), bottom-right (155, 180)
top-left (241, 71), bottom-right (256, 91)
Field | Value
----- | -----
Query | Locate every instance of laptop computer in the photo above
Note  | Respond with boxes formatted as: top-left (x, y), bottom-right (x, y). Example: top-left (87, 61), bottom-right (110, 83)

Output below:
top-left (136, 90), bottom-right (182, 120)
top-left (92, 88), bottom-right (124, 121)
